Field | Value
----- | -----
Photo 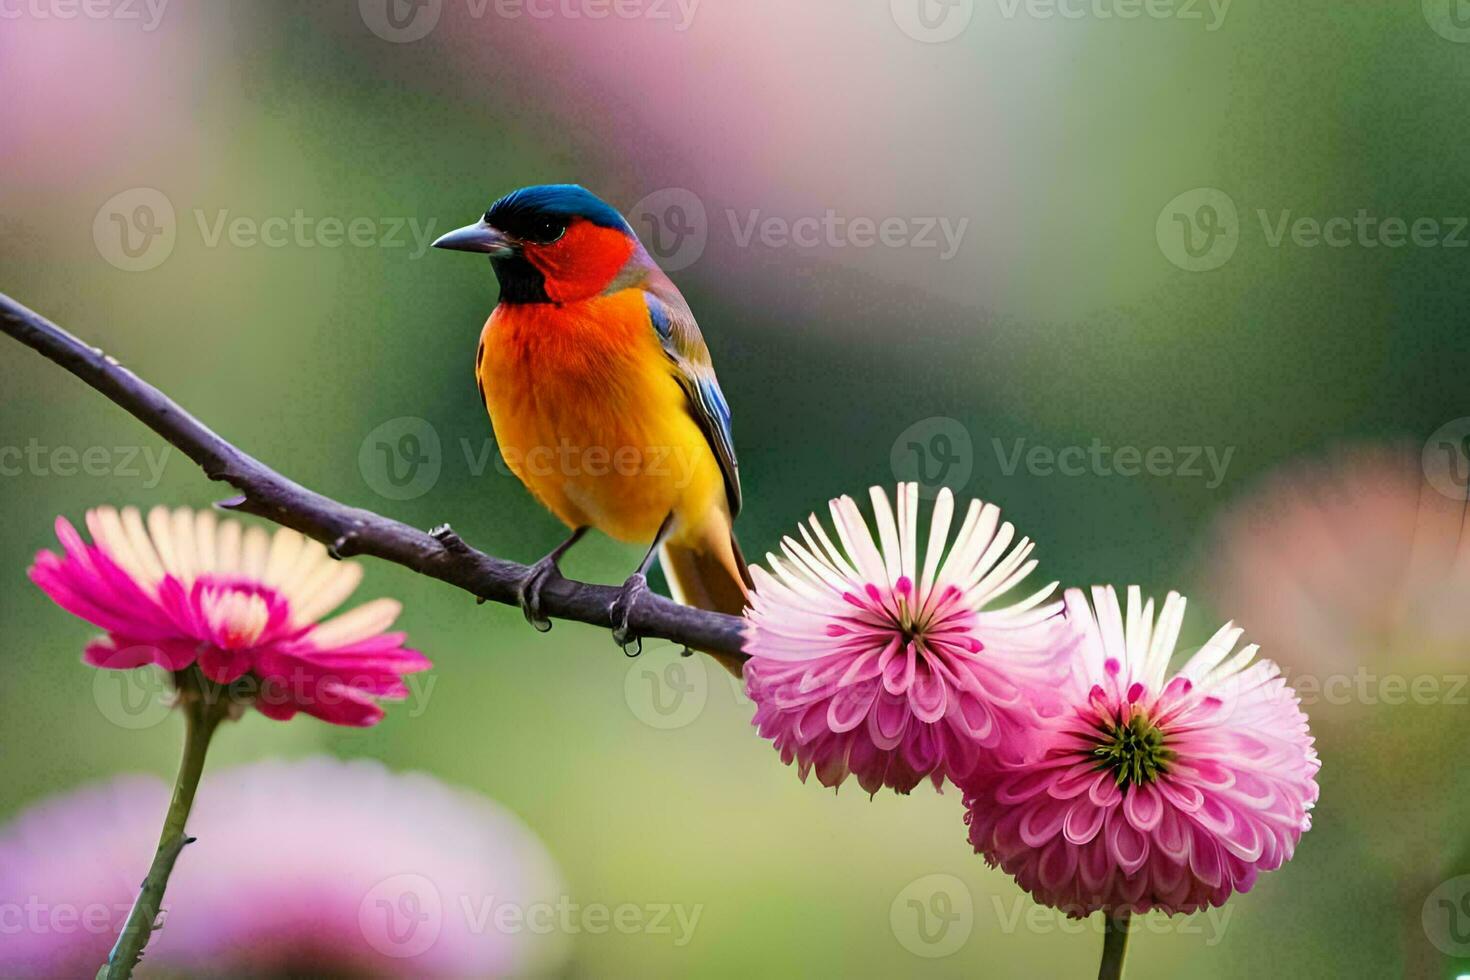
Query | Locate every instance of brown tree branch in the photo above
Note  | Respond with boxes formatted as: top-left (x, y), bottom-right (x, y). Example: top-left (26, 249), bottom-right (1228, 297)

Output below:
top-left (0, 292), bottom-right (748, 660)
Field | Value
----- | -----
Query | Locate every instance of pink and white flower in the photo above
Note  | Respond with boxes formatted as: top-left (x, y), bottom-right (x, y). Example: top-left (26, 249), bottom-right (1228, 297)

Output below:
top-left (962, 586), bottom-right (1320, 916)
top-left (29, 506), bottom-right (429, 726)
top-left (742, 484), bottom-right (1078, 795)
top-left (0, 758), bottom-right (568, 978)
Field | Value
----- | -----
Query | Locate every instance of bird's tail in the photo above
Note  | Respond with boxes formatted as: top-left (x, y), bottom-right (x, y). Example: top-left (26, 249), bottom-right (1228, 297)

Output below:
top-left (660, 511), bottom-right (753, 679)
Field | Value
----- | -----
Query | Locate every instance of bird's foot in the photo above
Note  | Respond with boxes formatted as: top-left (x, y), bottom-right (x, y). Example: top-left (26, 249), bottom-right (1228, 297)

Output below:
top-left (429, 523), bottom-right (470, 554)
top-left (609, 572), bottom-right (648, 656)
top-left (516, 555), bottom-right (561, 633)
top-left (328, 529), bottom-right (362, 560)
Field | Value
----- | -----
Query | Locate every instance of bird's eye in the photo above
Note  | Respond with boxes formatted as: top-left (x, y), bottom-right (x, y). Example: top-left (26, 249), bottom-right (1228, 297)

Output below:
top-left (529, 217), bottom-right (566, 245)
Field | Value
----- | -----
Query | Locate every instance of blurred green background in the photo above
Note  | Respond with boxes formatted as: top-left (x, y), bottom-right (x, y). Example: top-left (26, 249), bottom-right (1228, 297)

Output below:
top-left (3, 1), bottom-right (1468, 976)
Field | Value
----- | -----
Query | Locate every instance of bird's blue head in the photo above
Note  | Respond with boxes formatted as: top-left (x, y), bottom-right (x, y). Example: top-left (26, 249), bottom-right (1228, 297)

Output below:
top-left (433, 184), bottom-right (644, 304)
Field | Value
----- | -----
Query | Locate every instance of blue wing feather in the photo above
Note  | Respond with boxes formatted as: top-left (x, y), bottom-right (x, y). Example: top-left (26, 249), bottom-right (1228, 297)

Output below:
top-left (643, 288), bottom-right (741, 517)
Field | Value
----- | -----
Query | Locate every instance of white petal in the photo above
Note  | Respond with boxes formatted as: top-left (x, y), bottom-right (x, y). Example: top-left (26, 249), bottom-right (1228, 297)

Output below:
top-left (869, 486), bottom-right (902, 587)
top-left (309, 598), bottom-right (402, 647)
top-left (830, 495), bottom-right (885, 587)
top-left (240, 525), bottom-right (270, 580)
top-left (919, 488), bottom-right (954, 600)
top-left (170, 507), bottom-right (198, 585)
top-left (215, 517), bottom-right (242, 576)
top-left (193, 510), bottom-right (218, 576)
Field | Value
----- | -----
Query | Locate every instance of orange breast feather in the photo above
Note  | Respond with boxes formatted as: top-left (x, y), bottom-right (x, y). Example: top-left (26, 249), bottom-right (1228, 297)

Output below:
top-left (475, 289), bottom-right (726, 543)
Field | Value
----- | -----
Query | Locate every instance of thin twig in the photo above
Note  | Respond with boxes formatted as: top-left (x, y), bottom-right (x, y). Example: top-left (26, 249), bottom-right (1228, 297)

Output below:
top-left (0, 292), bottom-right (748, 660)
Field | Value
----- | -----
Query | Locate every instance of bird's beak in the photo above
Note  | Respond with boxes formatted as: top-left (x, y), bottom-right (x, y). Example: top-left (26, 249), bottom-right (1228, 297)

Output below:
top-left (431, 219), bottom-right (516, 256)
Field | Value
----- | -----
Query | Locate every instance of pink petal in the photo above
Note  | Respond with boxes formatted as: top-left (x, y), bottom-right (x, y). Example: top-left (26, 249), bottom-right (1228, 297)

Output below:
top-left (1123, 783), bottom-right (1164, 833)
top-left (1063, 798), bottom-right (1107, 846)
top-left (1106, 808), bottom-right (1149, 876)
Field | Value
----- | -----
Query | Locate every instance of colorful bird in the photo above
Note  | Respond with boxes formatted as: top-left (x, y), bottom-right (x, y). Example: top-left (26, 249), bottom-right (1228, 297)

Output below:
top-left (433, 184), bottom-right (749, 672)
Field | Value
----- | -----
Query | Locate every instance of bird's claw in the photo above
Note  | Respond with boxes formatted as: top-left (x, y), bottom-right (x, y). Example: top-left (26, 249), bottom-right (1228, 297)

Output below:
top-left (609, 572), bottom-right (647, 656)
top-left (517, 556), bottom-right (559, 633)
top-left (327, 530), bottom-right (359, 560)
top-left (429, 523), bottom-right (469, 553)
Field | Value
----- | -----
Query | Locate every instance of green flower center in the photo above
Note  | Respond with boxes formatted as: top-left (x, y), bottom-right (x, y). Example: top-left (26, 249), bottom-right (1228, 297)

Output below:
top-left (1092, 712), bottom-right (1173, 788)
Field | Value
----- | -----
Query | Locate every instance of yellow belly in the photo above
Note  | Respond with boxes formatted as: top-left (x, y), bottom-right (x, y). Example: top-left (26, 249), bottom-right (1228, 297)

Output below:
top-left (477, 290), bottom-right (727, 545)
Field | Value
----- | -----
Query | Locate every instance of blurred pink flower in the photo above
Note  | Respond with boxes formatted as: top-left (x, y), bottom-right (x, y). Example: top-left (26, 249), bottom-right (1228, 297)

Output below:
top-left (742, 484), bottom-right (1077, 795)
top-left (962, 586), bottom-right (1320, 916)
top-left (29, 506), bottom-right (429, 726)
top-left (0, 757), bottom-right (567, 978)
top-left (1204, 444), bottom-right (1470, 674)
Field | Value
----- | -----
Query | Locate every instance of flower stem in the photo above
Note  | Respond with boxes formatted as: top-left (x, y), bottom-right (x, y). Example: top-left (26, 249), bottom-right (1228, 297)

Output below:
top-left (1097, 911), bottom-right (1132, 980)
top-left (100, 676), bottom-right (227, 979)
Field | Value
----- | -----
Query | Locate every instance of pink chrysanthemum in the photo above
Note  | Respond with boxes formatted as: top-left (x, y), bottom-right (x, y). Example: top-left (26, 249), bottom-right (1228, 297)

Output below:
top-left (962, 586), bottom-right (1320, 916)
top-left (742, 484), bottom-right (1078, 794)
top-left (28, 506), bottom-right (429, 726)
top-left (0, 758), bottom-right (568, 978)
